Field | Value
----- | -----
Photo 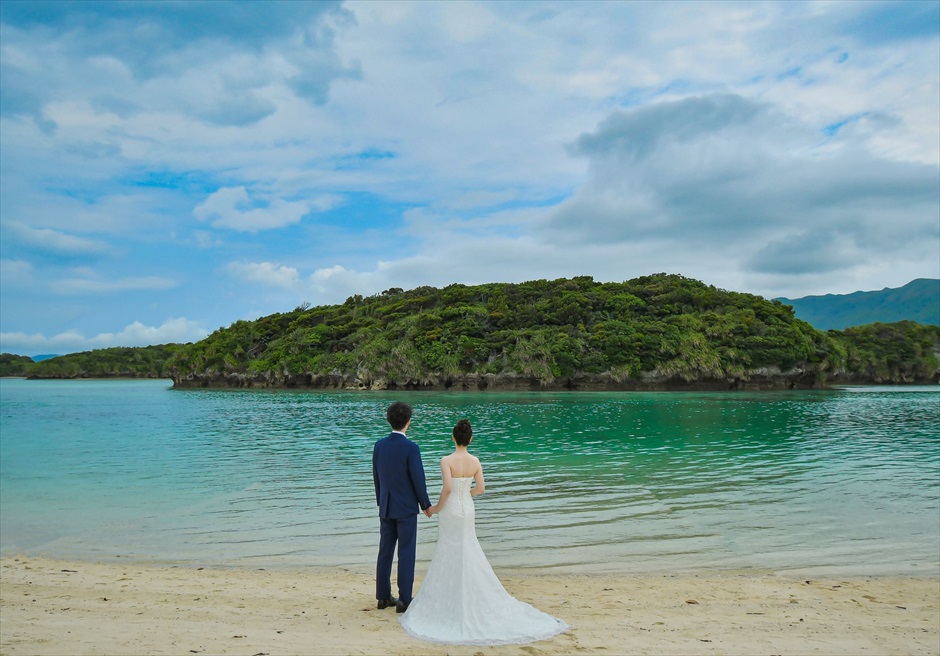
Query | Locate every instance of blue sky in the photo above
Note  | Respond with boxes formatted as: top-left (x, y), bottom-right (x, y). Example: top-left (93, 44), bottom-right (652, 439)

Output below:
top-left (1, 0), bottom-right (938, 357)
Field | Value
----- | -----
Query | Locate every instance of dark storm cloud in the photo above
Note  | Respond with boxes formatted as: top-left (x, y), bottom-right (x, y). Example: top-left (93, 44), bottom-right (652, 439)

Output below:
top-left (747, 230), bottom-right (856, 275)
top-left (545, 94), bottom-right (939, 279)
top-left (571, 94), bottom-right (766, 162)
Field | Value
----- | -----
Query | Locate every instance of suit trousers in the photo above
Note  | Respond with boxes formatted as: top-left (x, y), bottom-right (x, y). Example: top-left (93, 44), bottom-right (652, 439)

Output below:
top-left (376, 514), bottom-right (418, 602)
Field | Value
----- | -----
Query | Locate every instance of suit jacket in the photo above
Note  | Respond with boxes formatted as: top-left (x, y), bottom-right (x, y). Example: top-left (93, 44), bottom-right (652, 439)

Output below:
top-left (373, 431), bottom-right (432, 519)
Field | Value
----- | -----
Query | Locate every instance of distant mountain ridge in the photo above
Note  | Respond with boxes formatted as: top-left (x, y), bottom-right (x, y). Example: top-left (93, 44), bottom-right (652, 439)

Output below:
top-left (777, 279), bottom-right (940, 331)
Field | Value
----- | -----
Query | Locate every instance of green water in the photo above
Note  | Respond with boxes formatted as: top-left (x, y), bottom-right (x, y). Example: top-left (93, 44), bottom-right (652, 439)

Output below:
top-left (1, 379), bottom-right (937, 575)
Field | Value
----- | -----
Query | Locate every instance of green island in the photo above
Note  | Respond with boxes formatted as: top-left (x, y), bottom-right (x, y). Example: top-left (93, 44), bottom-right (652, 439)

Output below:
top-left (0, 346), bottom-right (182, 379)
top-left (6, 274), bottom-right (939, 389)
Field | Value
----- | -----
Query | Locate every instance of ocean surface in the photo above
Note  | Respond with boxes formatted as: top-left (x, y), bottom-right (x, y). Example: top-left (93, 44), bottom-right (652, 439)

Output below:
top-left (1, 379), bottom-right (937, 576)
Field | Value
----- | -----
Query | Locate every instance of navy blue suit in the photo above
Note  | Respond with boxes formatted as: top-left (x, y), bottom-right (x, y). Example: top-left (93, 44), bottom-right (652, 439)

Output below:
top-left (373, 430), bottom-right (432, 603)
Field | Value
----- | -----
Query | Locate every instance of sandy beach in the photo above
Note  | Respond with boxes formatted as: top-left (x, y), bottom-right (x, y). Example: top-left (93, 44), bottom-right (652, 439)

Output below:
top-left (1, 556), bottom-right (937, 656)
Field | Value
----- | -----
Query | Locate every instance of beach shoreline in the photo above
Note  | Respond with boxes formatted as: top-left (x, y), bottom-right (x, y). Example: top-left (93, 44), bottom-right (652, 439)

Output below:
top-left (2, 555), bottom-right (937, 656)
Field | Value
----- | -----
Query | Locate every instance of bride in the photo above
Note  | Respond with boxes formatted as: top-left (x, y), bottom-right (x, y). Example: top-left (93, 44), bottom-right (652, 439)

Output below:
top-left (400, 419), bottom-right (569, 645)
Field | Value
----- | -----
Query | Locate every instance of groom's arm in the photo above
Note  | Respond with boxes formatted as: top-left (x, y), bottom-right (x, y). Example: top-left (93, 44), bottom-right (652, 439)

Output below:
top-left (372, 442), bottom-right (380, 506)
top-left (407, 444), bottom-right (432, 511)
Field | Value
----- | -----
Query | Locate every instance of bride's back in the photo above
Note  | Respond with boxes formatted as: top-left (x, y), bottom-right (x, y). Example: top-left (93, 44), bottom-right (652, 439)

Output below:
top-left (443, 451), bottom-right (480, 478)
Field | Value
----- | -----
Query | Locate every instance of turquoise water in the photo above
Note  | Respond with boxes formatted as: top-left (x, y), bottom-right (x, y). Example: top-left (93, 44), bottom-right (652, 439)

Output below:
top-left (1, 379), bottom-right (937, 576)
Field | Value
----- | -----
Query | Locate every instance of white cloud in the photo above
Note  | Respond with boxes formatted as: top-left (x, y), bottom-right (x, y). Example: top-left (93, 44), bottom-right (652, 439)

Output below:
top-left (0, 317), bottom-right (208, 356)
top-left (5, 222), bottom-right (113, 258)
top-left (309, 264), bottom-right (349, 283)
top-left (227, 261), bottom-right (301, 288)
top-left (88, 318), bottom-right (208, 347)
top-left (0, 1), bottom-right (356, 127)
top-left (224, 261), bottom-right (388, 304)
top-left (1, 259), bottom-right (179, 296)
top-left (52, 275), bottom-right (178, 295)
top-left (193, 187), bottom-right (312, 232)
top-left (307, 263), bottom-right (386, 300)
top-left (193, 230), bottom-right (223, 249)
top-left (0, 258), bottom-right (34, 285)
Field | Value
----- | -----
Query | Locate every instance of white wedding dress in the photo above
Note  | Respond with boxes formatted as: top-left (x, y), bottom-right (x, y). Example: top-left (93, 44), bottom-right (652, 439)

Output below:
top-left (400, 477), bottom-right (569, 645)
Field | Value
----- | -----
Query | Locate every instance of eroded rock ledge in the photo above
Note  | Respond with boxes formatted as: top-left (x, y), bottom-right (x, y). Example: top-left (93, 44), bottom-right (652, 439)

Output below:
top-left (169, 365), bottom-right (933, 391)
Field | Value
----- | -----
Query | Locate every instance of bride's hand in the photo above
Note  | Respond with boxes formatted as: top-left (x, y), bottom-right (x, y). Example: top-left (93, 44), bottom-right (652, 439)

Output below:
top-left (426, 505), bottom-right (438, 516)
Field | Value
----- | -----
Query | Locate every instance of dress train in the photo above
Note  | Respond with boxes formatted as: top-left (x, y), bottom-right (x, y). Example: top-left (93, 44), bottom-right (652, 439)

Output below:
top-left (400, 477), bottom-right (569, 645)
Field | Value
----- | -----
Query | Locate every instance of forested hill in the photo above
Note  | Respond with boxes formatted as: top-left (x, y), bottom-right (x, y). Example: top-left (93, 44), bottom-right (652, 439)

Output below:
top-left (3, 345), bottom-right (182, 379)
top-left (0, 353), bottom-right (34, 377)
top-left (13, 275), bottom-right (938, 388)
top-left (778, 278), bottom-right (940, 330)
top-left (157, 274), bottom-right (939, 390)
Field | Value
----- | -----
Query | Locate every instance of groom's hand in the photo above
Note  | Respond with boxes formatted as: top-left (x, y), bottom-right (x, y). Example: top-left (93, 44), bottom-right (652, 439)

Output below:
top-left (424, 507), bottom-right (433, 518)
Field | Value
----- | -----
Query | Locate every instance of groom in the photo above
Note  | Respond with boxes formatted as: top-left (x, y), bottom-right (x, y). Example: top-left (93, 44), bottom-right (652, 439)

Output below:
top-left (373, 401), bottom-right (432, 613)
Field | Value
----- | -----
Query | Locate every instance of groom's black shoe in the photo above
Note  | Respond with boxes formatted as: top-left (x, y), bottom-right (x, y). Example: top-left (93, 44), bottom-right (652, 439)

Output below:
top-left (377, 595), bottom-right (398, 610)
top-left (395, 598), bottom-right (410, 613)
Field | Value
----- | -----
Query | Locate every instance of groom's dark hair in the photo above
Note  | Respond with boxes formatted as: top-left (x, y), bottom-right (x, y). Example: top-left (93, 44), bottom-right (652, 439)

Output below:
top-left (387, 401), bottom-right (413, 431)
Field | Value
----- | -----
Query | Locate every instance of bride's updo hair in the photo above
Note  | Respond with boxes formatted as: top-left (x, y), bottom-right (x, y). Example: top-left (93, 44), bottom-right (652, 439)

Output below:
top-left (453, 418), bottom-right (472, 446)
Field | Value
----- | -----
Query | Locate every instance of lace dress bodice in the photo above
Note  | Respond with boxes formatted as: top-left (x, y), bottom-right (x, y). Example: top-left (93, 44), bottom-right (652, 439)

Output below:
top-left (400, 477), bottom-right (568, 645)
top-left (440, 476), bottom-right (474, 517)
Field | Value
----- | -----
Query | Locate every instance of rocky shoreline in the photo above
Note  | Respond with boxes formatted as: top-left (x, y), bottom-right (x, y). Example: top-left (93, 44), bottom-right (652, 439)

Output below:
top-left (165, 366), bottom-right (938, 391)
top-left (20, 363), bottom-right (938, 389)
